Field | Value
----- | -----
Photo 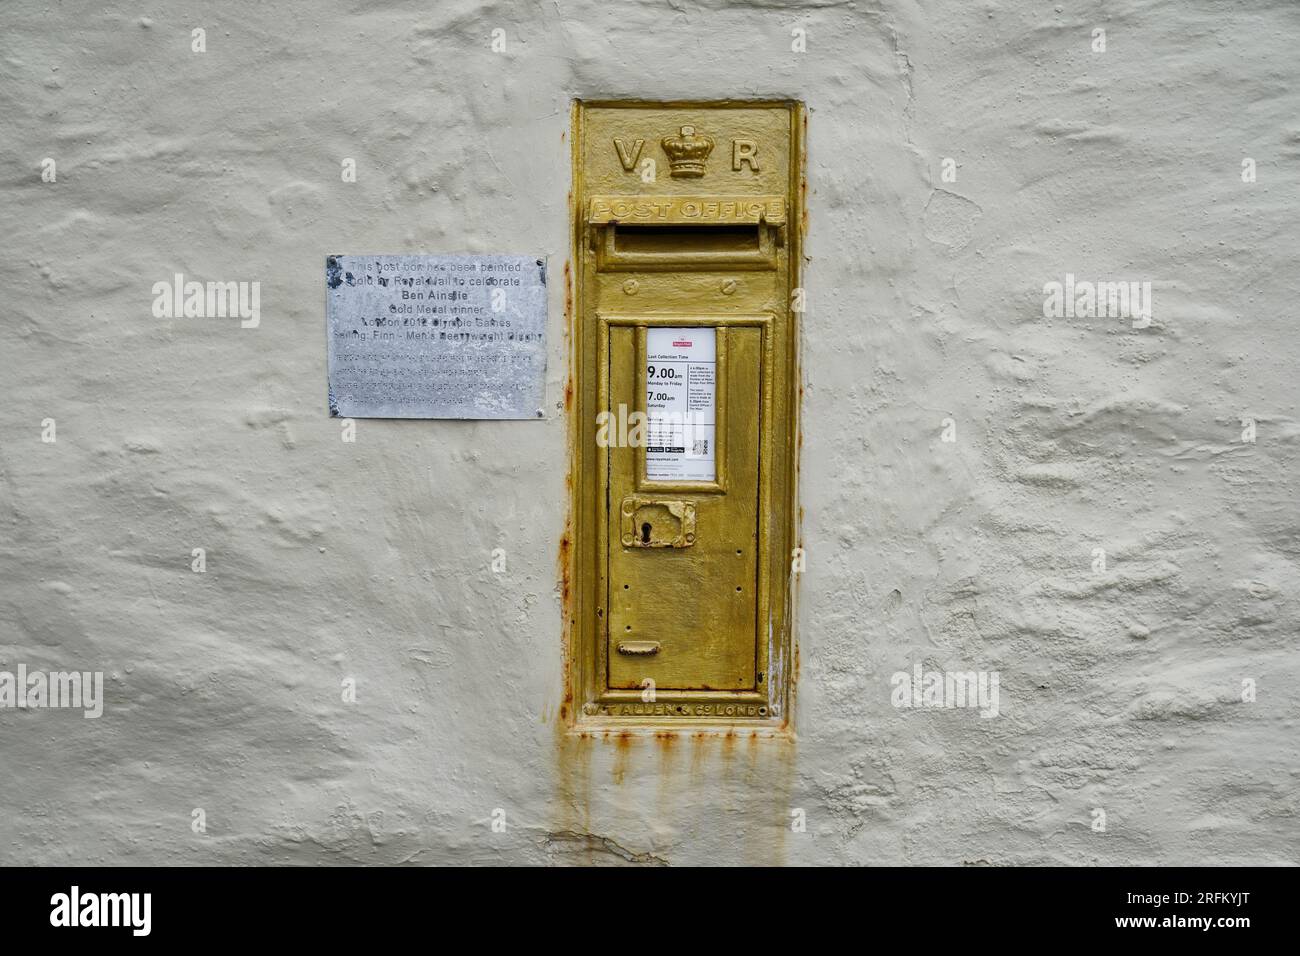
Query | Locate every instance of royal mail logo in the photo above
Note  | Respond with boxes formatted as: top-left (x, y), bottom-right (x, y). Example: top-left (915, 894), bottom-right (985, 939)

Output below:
top-left (672, 340), bottom-right (692, 348)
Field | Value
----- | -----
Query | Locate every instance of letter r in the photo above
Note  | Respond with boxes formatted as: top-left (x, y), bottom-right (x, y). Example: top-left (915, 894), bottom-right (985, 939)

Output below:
top-left (732, 139), bottom-right (759, 172)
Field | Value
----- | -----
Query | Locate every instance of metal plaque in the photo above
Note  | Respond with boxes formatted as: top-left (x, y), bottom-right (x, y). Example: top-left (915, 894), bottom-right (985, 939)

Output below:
top-left (326, 254), bottom-right (548, 419)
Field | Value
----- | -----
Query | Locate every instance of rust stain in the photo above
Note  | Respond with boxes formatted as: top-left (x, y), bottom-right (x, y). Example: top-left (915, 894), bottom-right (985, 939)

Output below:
top-left (553, 131), bottom-right (586, 848)
top-left (766, 735), bottom-right (798, 866)
top-left (720, 729), bottom-right (737, 767)
top-left (558, 264), bottom-right (575, 687)
top-left (689, 734), bottom-right (708, 778)
top-left (557, 513), bottom-right (573, 711)
top-left (655, 733), bottom-right (679, 815)
top-left (562, 258), bottom-right (574, 416)
top-left (552, 528), bottom-right (585, 836)
top-left (611, 732), bottom-right (633, 785)
top-left (558, 531), bottom-right (572, 608)
top-left (554, 729), bottom-right (593, 839)
top-left (563, 259), bottom-right (573, 338)
top-left (799, 109), bottom-right (809, 239)
top-left (554, 248), bottom-right (581, 832)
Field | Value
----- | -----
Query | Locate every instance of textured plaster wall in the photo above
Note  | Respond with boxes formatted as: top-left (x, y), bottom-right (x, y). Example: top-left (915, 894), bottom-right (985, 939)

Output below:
top-left (2, 0), bottom-right (1298, 866)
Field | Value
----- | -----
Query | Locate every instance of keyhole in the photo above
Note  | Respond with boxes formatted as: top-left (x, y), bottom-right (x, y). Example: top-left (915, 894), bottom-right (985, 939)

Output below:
top-left (641, 522), bottom-right (652, 543)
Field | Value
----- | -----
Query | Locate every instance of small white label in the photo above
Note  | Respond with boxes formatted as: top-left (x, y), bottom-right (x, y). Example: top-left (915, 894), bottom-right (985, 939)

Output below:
top-left (645, 327), bottom-right (716, 481)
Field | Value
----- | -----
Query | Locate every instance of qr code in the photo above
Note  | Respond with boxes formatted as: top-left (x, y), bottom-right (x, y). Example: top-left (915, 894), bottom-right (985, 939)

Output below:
top-left (692, 439), bottom-right (709, 456)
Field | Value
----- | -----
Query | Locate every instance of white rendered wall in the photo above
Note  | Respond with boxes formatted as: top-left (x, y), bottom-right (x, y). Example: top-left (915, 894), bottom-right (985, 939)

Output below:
top-left (1, 0), bottom-right (1297, 865)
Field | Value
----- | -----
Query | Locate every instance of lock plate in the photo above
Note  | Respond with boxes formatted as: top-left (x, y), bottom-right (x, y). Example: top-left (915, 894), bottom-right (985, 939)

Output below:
top-left (620, 496), bottom-right (697, 548)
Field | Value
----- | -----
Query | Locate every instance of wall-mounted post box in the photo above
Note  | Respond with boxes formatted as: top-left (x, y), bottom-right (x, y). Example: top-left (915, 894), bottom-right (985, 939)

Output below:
top-left (570, 101), bottom-right (802, 725)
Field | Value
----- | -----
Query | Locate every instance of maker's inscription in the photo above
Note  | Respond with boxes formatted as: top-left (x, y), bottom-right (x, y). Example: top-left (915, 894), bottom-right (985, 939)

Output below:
top-left (326, 254), bottom-right (547, 419)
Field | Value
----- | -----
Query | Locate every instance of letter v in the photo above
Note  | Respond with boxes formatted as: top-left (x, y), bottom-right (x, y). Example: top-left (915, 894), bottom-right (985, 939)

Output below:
top-left (613, 138), bottom-right (645, 171)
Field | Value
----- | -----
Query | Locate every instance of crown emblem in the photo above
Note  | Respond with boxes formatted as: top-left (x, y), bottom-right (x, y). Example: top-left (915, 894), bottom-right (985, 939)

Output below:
top-left (661, 125), bottom-right (714, 178)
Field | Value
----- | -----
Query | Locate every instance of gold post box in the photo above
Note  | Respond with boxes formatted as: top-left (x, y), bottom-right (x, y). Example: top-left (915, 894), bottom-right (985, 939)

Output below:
top-left (569, 100), bottom-right (802, 726)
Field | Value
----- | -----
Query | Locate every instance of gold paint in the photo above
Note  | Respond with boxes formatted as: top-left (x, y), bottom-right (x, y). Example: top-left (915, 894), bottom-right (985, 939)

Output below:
top-left (732, 139), bottom-right (760, 172)
top-left (569, 100), bottom-right (802, 731)
top-left (612, 137), bottom-right (645, 171)
top-left (661, 125), bottom-right (714, 177)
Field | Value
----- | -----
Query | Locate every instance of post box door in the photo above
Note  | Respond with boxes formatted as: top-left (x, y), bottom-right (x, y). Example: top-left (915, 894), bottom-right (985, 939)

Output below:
top-left (605, 322), bottom-right (763, 691)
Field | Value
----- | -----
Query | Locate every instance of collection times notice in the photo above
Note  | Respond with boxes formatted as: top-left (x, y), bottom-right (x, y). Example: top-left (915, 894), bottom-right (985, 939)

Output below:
top-left (644, 327), bottom-right (717, 482)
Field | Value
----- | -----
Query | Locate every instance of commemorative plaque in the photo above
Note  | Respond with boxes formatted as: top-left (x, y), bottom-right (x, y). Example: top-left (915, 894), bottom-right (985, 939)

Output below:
top-left (326, 254), bottom-right (548, 419)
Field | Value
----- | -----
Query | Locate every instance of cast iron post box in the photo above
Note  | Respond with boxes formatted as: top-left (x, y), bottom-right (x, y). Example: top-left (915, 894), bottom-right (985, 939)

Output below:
top-left (570, 100), bottom-right (802, 725)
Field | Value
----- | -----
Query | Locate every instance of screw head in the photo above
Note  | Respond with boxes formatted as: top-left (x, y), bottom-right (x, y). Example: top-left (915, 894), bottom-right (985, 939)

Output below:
top-left (721, 278), bottom-right (737, 295)
top-left (623, 278), bottom-right (639, 295)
